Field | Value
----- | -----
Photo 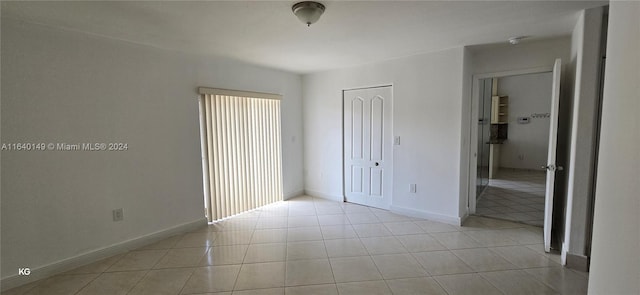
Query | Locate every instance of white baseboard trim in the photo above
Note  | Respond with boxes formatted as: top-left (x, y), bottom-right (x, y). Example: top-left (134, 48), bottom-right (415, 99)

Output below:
top-left (1, 218), bottom-right (207, 291)
top-left (284, 190), bottom-right (305, 200)
top-left (390, 205), bottom-right (461, 225)
top-left (303, 189), bottom-right (343, 202)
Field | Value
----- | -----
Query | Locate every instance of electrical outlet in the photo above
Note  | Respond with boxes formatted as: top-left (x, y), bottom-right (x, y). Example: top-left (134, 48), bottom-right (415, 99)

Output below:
top-left (112, 208), bottom-right (124, 222)
top-left (410, 184), bottom-right (417, 193)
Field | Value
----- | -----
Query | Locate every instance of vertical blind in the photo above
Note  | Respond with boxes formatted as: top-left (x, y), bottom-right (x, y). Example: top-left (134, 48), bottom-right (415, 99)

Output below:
top-left (199, 87), bottom-right (283, 222)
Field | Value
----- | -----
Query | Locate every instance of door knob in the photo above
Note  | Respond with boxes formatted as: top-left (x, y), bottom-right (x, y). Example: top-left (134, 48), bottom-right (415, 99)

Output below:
top-left (375, 162), bottom-right (379, 166)
top-left (541, 164), bottom-right (564, 171)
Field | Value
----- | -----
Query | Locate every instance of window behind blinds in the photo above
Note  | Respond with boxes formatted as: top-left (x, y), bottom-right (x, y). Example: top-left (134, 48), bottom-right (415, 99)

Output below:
top-left (199, 87), bottom-right (283, 221)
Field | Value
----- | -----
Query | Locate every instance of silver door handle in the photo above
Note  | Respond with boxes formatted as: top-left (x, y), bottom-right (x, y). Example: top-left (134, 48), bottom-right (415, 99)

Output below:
top-left (541, 164), bottom-right (564, 171)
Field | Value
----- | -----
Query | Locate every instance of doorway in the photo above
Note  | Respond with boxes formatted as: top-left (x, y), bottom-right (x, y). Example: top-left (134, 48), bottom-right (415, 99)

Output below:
top-left (343, 86), bottom-right (393, 209)
top-left (469, 59), bottom-right (562, 252)
top-left (476, 72), bottom-right (553, 227)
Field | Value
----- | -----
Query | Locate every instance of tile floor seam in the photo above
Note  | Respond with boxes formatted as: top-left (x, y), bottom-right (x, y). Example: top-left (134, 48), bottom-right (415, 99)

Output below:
top-left (474, 272), bottom-right (510, 295)
top-left (322, 239), bottom-right (339, 286)
top-left (64, 273), bottom-right (100, 295)
top-left (231, 232), bottom-right (256, 292)
top-left (364, 253), bottom-right (395, 293)
top-left (169, 267), bottom-right (197, 295)
top-left (119, 249), bottom-right (170, 295)
top-left (479, 269), bottom-right (560, 295)
top-left (489, 246), bottom-right (559, 268)
top-left (121, 270), bottom-right (151, 295)
top-left (433, 273), bottom-right (506, 295)
top-left (59, 254), bottom-right (123, 294)
top-left (520, 266), bottom-right (571, 294)
top-left (408, 252), bottom-right (431, 277)
top-left (428, 277), bottom-right (453, 295)
top-left (439, 250), bottom-right (478, 274)
top-left (381, 276), bottom-right (452, 295)
top-left (281, 245), bottom-right (288, 290)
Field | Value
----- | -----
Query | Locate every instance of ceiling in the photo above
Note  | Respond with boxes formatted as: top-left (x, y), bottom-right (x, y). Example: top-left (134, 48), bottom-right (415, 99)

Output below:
top-left (1, 1), bottom-right (606, 74)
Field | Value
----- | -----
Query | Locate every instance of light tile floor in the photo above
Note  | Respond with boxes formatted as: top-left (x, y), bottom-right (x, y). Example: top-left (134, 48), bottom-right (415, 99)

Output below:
top-left (4, 195), bottom-right (588, 295)
top-left (476, 169), bottom-right (546, 227)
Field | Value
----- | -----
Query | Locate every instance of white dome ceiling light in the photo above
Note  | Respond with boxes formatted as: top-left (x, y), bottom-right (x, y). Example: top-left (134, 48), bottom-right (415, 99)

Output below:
top-left (292, 1), bottom-right (325, 27)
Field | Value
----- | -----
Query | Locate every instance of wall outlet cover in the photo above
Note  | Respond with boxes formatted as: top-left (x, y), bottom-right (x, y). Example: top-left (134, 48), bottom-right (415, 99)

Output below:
top-left (112, 208), bottom-right (124, 222)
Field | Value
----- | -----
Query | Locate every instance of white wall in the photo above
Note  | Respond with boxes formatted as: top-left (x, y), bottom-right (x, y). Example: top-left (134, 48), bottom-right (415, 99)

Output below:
top-left (303, 48), bottom-right (465, 223)
top-left (0, 18), bottom-right (303, 288)
top-left (588, 1), bottom-right (640, 294)
top-left (563, 6), bottom-right (604, 262)
top-left (471, 37), bottom-right (571, 76)
top-left (497, 72), bottom-right (553, 170)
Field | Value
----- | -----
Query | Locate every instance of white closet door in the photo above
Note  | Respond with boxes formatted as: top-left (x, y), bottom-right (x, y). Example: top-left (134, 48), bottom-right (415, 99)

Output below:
top-left (343, 86), bottom-right (393, 209)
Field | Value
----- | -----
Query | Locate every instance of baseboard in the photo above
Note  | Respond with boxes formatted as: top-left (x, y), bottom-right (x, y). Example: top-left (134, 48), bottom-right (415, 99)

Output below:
top-left (303, 189), bottom-right (343, 202)
top-left (283, 189), bottom-right (305, 200)
top-left (565, 253), bottom-right (590, 272)
top-left (390, 205), bottom-right (461, 225)
top-left (1, 218), bottom-right (207, 291)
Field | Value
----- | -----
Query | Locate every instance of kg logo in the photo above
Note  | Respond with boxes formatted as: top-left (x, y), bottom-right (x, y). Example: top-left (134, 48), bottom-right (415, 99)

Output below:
top-left (18, 268), bottom-right (31, 276)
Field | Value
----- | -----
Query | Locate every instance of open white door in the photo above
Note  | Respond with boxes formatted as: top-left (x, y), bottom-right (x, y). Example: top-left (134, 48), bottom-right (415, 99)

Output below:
top-left (544, 58), bottom-right (562, 252)
top-left (343, 86), bottom-right (393, 209)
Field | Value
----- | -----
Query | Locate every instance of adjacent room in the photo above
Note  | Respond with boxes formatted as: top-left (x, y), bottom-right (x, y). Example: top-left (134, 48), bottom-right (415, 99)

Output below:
top-left (1, 1), bottom-right (638, 294)
top-left (475, 72), bottom-right (553, 227)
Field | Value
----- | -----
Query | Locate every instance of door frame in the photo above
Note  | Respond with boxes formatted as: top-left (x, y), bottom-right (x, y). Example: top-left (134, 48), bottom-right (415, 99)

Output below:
top-left (342, 84), bottom-right (394, 209)
top-left (467, 66), bottom-right (553, 214)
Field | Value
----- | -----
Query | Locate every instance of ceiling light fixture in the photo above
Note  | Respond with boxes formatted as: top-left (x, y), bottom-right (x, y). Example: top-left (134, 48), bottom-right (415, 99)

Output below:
top-left (292, 1), bottom-right (325, 27)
